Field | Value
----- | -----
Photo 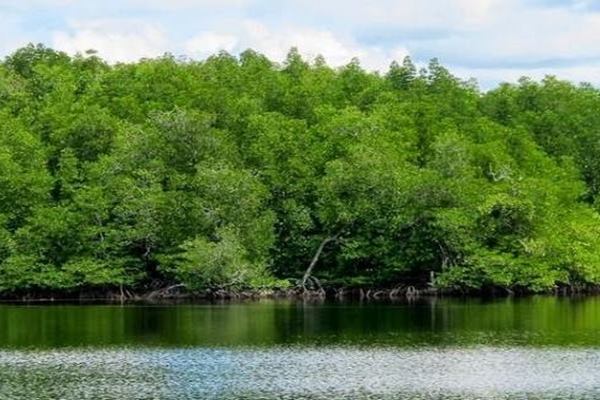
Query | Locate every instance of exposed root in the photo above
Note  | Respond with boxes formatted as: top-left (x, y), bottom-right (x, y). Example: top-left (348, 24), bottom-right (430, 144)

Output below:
top-left (145, 284), bottom-right (186, 300)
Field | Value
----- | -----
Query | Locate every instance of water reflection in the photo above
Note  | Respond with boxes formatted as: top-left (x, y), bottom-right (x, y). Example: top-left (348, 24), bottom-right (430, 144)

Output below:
top-left (0, 296), bottom-right (600, 348)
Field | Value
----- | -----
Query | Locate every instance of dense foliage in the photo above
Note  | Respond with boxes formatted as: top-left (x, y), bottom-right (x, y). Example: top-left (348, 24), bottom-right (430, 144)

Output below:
top-left (1, 44), bottom-right (600, 295)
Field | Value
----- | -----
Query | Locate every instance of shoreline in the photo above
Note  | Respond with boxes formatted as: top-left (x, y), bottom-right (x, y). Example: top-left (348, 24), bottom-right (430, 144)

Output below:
top-left (1, 284), bottom-right (599, 303)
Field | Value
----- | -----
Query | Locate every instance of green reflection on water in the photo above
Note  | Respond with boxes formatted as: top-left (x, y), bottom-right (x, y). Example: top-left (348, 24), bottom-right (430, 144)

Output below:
top-left (1, 296), bottom-right (599, 348)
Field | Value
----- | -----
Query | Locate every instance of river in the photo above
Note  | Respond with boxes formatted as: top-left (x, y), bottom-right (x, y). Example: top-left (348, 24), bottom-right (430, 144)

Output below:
top-left (1, 296), bottom-right (599, 399)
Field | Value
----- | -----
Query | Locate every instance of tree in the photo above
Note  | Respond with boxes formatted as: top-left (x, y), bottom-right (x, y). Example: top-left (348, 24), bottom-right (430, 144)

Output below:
top-left (1, 44), bottom-right (600, 296)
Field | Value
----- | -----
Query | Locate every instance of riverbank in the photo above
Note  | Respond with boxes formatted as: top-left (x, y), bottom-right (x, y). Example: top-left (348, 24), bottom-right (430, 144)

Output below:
top-left (2, 282), bottom-right (599, 303)
top-left (0, 286), bottom-right (429, 302)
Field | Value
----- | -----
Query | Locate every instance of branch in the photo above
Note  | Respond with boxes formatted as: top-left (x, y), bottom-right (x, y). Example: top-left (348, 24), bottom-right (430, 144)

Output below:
top-left (301, 231), bottom-right (342, 291)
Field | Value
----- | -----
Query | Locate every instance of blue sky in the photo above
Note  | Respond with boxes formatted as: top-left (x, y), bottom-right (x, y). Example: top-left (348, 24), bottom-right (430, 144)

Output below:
top-left (1, 0), bottom-right (600, 88)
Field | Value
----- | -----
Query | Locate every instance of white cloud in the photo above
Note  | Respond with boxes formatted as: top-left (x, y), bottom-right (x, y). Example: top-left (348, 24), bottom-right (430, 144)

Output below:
top-left (241, 20), bottom-right (360, 65)
top-left (5, 0), bottom-right (600, 86)
top-left (186, 21), bottom-right (410, 70)
top-left (277, 0), bottom-right (500, 31)
top-left (124, 0), bottom-right (251, 9)
top-left (0, 0), bottom-right (76, 7)
top-left (52, 19), bottom-right (169, 62)
top-left (426, 3), bottom-right (600, 63)
top-left (257, 0), bottom-right (600, 71)
top-left (185, 32), bottom-right (238, 58)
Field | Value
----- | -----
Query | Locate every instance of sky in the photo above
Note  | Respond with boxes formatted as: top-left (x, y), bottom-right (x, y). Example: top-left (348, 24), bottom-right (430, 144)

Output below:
top-left (1, 0), bottom-right (600, 88)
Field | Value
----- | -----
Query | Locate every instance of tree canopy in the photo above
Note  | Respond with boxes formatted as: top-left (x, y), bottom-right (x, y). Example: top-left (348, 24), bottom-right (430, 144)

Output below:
top-left (1, 44), bottom-right (600, 295)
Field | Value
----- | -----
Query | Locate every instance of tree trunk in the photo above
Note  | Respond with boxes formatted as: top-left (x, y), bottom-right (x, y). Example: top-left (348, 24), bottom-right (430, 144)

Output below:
top-left (301, 233), bottom-right (340, 290)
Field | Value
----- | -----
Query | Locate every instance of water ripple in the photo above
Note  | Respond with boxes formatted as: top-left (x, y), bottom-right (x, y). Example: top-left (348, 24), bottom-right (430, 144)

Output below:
top-left (1, 346), bottom-right (600, 399)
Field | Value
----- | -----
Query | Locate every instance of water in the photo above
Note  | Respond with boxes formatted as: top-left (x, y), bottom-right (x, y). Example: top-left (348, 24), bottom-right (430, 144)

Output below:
top-left (1, 296), bottom-right (600, 399)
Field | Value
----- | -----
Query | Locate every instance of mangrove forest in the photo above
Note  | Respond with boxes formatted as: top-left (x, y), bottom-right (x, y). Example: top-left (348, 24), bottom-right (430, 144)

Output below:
top-left (1, 44), bottom-right (600, 297)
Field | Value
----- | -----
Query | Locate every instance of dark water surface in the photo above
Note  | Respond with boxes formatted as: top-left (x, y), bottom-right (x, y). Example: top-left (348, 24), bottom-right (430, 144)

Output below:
top-left (1, 296), bottom-right (600, 399)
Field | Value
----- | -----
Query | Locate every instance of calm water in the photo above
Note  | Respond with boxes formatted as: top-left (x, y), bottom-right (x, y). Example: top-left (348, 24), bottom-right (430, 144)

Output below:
top-left (1, 296), bottom-right (600, 399)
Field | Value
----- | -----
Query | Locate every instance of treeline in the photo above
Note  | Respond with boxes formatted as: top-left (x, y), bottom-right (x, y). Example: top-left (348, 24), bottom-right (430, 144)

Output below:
top-left (1, 44), bottom-right (600, 296)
